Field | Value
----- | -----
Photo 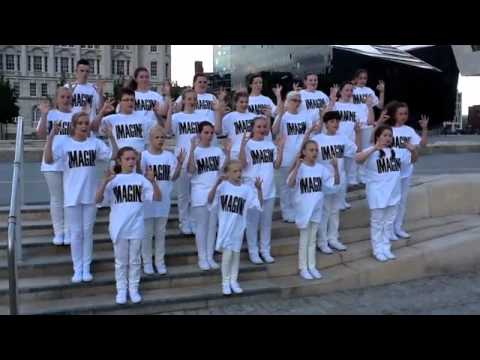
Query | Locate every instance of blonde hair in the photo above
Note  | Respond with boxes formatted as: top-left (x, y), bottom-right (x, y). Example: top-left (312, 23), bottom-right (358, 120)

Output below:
top-left (286, 91), bottom-right (301, 101)
top-left (69, 112), bottom-right (90, 136)
top-left (149, 125), bottom-right (167, 140)
top-left (223, 159), bottom-right (242, 173)
top-left (54, 87), bottom-right (73, 110)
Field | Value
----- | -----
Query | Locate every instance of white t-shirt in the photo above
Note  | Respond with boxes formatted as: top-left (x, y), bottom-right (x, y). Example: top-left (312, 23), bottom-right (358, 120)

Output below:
top-left (280, 112), bottom-right (314, 168)
top-left (391, 125), bottom-right (421, 178)
top-left (53, 137), bottom-right (112, 207)
top-left (190, 146), bottom-right (226, 207)
top-left (209, 180), bottom-right (261, 252)
top-left (299, 89), bottom-right (329, 119)
top-left (101, 113), bottom-right (151, 153)
top-left (171, 111), bottom-right (206, 168)
top-left (288, 162), bottom-right (334, 229)
top-left (68, 83), bottom-right (100, 122)
top-left (334, 102), bottom-right (368, 141)
top-left (248, 95), bottom-right (277, 116)
top-left (243, 139), bottom-right (277, 200)
top-left (221, 111), bottom-right (257, 157)
top-left (311, 133), bottom-right (357, 188)
top-left (102, 173), bottom-right (154, 243)
top-left (362, 146), bottom-right (409, 209)
top-left (39, 110), bottom-right (74, 172)
top-left (176, 93), bottom-right (217, 124)
top-left (353, 86), bottom-right (379, 107)
top-left (141, 150), bottom-right (178, 218)
top-left (135, 90), bottom-right (164, 144)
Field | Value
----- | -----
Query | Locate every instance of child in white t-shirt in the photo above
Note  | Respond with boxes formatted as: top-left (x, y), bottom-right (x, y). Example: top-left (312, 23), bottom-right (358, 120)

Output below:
top-left (188, 121), bottom-right (229, 271)
top-left (140, 126), bottom-right (185, 275)
top-left (355, 125), bottom-right (414, 262)
top-left (96, 146), bottom-right (161, 305)
top-left (352, 69), bottom-right (385, 110)
top-left (45, 112), bottom-right (118, 283)
top-left (208, 160), bottom-right (263, 295)
top-left (287, 140), bottom-right (340, 280)
top-left (239, 117), bottom-right (285, 264)
top-left (36, 87), bottom-right (74, 246)
top-left (298, 73), bottom-right (329, 121)
top-left (247, 73), bottom-right (283, 118)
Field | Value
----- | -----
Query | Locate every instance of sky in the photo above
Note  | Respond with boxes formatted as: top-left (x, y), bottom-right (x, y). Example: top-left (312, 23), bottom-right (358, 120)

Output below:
top-left (171, 45), bottom-right (479, 115)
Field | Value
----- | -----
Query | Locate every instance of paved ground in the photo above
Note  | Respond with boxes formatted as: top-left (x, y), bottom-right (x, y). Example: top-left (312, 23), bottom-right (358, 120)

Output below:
top-left (159, 270), bottom-right (480, 315)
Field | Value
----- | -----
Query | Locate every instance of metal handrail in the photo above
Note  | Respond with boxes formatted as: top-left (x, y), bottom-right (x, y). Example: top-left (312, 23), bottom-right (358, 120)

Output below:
top-left (7, 116), bottom-right (24, 315)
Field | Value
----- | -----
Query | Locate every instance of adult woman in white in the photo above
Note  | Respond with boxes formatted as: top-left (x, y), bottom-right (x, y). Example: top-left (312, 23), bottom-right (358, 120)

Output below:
top-left (271, 91), bottom-right (316, 223)
top-left (352, 69), bottom-right (385, 110)
top-left (298, 73), bottom-right (329, 122)
top-left (247, 73), bottom-right (283, 118)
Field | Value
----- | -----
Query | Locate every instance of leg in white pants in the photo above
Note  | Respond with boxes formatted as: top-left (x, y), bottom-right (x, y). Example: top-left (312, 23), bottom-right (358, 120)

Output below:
top-left (43, 171), bottom-right (66, 237)
top-left (277, 167), bottom-right (294, 221)
top-left (230, 251), bottom-right (241, 285)
top-left (246, 208), bottom-right (261, 258)
top-left (128, 239), bottom-right (142, 292)
top-left (221, 249), bottom-right (233, 286)
top-left (370, 208), bottom-right (385, 257)
top-left (345, 157), bottom-right (359, 185)
top-left (394, 176), bottom-right (411, 233)
top-left (298, 226), bottom-right (310, 271)
top-left (176, 171), bottom-right (192, 229)
top-left (259, 199), bottom-right (275, 256)
top-left (142, 217), bottom-right (168, 267)
top-left (192, 206), bottom-right (217, 265)
top-left (66, 204), bottom-right (97, 274)
top-left (307, 223), bottom-right (319, 270)
top-left (383, 205), bottom-right (397, 253)
top-left (113, 238), bottom-right (142, 293)
top-left (318, 194), bottom-right (341, 247)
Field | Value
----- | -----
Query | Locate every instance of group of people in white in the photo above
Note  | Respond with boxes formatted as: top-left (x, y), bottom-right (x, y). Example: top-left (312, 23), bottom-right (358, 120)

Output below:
top-left (36, 59), bottom-right (429, 305)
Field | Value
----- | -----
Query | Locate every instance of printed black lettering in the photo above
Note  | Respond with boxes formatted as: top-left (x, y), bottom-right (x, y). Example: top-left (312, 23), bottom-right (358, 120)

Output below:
top-left (250, 149), bottom-right (274, 165)
top-left (376, 157), bottom-right (401, 174)
top-left (150, 164), bottom-right (170, 181)
top-left (113, 184), bottom-right (143, 203)
top-left (392, 136), bottom-right (411, 149)
top-left (135, 99), bottom-right (156, 111)
top-left (115, 124), bottom-right (143, 139)
top-left (299, 177), bottom-right (322, 194)
top-left (72, 93), bottom-right (93, 107)
top-left (196, 99), bottom-right (213, 111)
top-left (320, 145), bottom-right (345, 160)
top-left (196, 156), bottom-right (220, 175)
top-left (67, 150), bottom-right (96, 168)
top-left (286, 122), bottom-right (307, 136)
top-left (353, 94), bottom-right (368, 104)
top-left (305, 98), bottom-right (326, 110)
top-left (220, 194), bottom-right (246, 215)
top-left (338, 110), bottom-right (356, 122)
top-left (233, 119), bottom-right (254, 135)
top-left (178, 122), bottom-right (199, 135)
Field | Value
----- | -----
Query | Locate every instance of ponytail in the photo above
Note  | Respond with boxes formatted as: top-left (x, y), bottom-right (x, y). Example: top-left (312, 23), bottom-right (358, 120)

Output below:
top-left (128, 67), bottom-right (149, 91)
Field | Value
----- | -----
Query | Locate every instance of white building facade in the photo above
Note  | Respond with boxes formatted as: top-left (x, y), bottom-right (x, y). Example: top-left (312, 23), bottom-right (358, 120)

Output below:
top-left (0, 45), bottom-right (171, 129)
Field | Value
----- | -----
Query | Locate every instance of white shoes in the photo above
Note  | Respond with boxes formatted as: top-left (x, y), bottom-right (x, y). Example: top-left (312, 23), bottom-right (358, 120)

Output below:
top-left (72, 271), bottom-right (83, 283)
top-left (261, 253), bottom-right (275, 263)
top-left (63, 233), bottom-right (71, 245)
top-left (52, 235), bottom-right (64, 246)
top-left (374, 253), bottom-right (388, 262)
top-left (396, 229), bottom-right (411, 239)
top-left (156, 263), bottom-right (167, 275)
top-left (383, 249), bottom-right (396, 260)
top-left (179, 223), bottom-right (193, 235)
top-left (329, 241), bottom-right (347, 251)
top-left (129, 289), bottom-right (142, 304)
top-left (222, 283), bottom-right (232, 296)
top-left (308, 267), bottom-right (323, 279)
top-left (116, 290), bottom-right (128, 305)
top-left (208, 259), bottom-right (220, 270)
top-left (143, 264), bottom-right (155, 275)
top-left (318, 244), bottom-right (333, 255)
top-left (300, 269), bottom-right (314, 280)
top-left (391, 231), bottom-right (400, 241)
top-left (198, 260), bottom-right (210, 271)
top-left (82, 271), bottom-right (93, 282)
top-left (343, 202), bottom-right (352, 210)
top-left (249, 253), bottom-right (264, 264)
top-left (230, 281), bottom-right (243, 294)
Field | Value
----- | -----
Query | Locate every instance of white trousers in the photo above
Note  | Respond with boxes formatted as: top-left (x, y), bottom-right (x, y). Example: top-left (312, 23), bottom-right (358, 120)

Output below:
top-left (142, 217), bottom-right (168, 267)
top-left (191, 206), bottom-right (218, 263)
top-left (345, 157), bottom-right (359, 185)
top-left (299, 222), bottom-right (319, 271)
top-left (246, 198), bottom-right (275, 256)
top-left (394, 176), bottom-right (411, 233)
top-left (113, 238), bottom-right (142, 292)
top-left (318, 193), bottom-right (342, 246)
top-left (277, 167), bottom-right (295, 221)
top-left (44, 171), bottom-right (68, 237)
top-left (175, 170), bottom-right (193, 228)
top-left (221, 249), bottom-right (241, 285)
top-left (370, 206), bottom-right (397, 257)
top-left (65, 204), bottom-right (97, 273)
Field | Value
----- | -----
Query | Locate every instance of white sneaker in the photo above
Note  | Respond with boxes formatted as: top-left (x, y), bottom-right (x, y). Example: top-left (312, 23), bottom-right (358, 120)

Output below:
top-left (344, 202), bottom-right (352, 210)
top-left (116, 290), bottom-right (127, 305)
top-left (82, 271), bottom-right (93, 282)
top-left (52, 235), bottom-right (64, 246)
top-left (318, 244), bottom-right (334, 255)
top-left (230, 281), bottom-right (243, 294)
top-left (396, 229), bottom-right (411, 239)
top-left (222, 283), bottom-right (232, 296)
top-left (308, 267), bottom-right (323, 279)
top-left (198, 260), bottom-right (210, 271)
top-left (155, 263), bottom-right (167, 275)
top-left (71, 271), bottom-right (83, 283)
top-left (179, 224), bottom-right (193, 235)
top-left (143, 264), bottom-right (155, 275)
top-left (249, 253), bottom-right (264, 264)
top-left (129, 289), bottom-right (142, 304)
top-left (300, 269), bottom-right (314, 280)
top-left (261, 253), bottom-right (275, 263)
top-left (374, 253), bottom-right (388, 262)
top-left (383, 249), bottom-right (396, 260)
top-left (329, 241), bottom-right (347, 251)
top-left (391, 232), bottom-right (400, 241)
top-left (190, 223), bottom-right (196, 235)
top-left (207, 259), bottom-right (220, 270)
top-left (63, 234), bottom-right (71, 245)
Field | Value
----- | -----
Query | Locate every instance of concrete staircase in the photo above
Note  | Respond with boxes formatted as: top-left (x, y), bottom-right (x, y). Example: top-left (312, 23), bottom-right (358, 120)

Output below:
top-left (1, 175), bottom-right (480, 314)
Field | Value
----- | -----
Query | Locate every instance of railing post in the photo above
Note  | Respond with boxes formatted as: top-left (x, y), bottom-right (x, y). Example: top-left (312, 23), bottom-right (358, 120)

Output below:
top-left (15, 118), bottom-right (23, 262)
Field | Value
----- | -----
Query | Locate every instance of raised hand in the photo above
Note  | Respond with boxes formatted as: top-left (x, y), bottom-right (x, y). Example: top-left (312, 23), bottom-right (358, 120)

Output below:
top-left (419, 114), bottom-right (429, 130)
top-left (82, 101), bottom-right (92, 116)
top-left (100, 98), bottom-right (115, 116)
top-left (292, 82), bottom-right (301, 92)
top-left (163, 81), bottom-right (172, 96)
top-left (330, 157), bottom-right (338, 168)
top-left (376, 80), bottom-right (385, 93)
top-left (102, 168), bottom-right (116, 184)
top-left (177, 148), bottom-right (186, 164)
top-left (310, 120), bottom-right (323, 134)
top-left (354, 121), bottom-right (362, 133)
top-left (366, 95), bottom-right (374, 107)
top-left (241, 131), bottom-right (250, 146)
top-left (190, 135), bottom-right (199, 149)
top-left (254, 177), bottom-right (263, 190)
top-left (153, 101), bottom-right (162, 115)
top-left (377, 110), bottom-right (390, 124)
top-left (329, 85), bottom-right (339, 101)
top-left (272, 84), bottom-right (283, 98)
top-left (261, 106), bottom-right (272, 118)
top-left (39, 101), bottom-right (51, 115)
top-left (217, 87), bottom-right (228, 102)
top-left (49, 121), bottom-right (61, 137)
top-left (145, 167), bottom-right (156, 182)
top-left (223, 138), bottom-right (232, 153)
top-left (102, 123), bottom-right (114, 138)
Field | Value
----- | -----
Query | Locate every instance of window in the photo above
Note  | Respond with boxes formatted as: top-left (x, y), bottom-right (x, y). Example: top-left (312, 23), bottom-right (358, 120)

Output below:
top-left (55, 57), bottom-right (59, 73)
top-left (33, 56), bottom-right (42, 72)
top-left (116, 60), bottom-right (125, 75)
top-left (44, 57), bottom-right (48, 72)
top-left (472, 45), bottom-right (480, 52)
top-left (71, 58), bottom-right (74, 73)
top-left (0, 54), bottom-right (2, 70)
top-left (13, 82), bottom-right (19, 97)
top-left (150, 61), bottom-right (157, 77)
top-left (87, 59), bottom-right (95, 74)
top-left (6, 55), bottom-right (14, 70)
top-left (96, 60), bottom-right (100, 75)
top-left (150, 45), bottom-right (157, 52)
top-left (27, 56), bottom-right (31, 71)
top-left (17, 55), bottom-right (20, 71)
top-left (30, 83), bottom-right (36, 97)
top-left (114, 45), bottom-right (125, 50)
top-left (41, 83), bottom-right (48, 97)
top-left (165, 62), bottom-right (169, 79)
top-left (61, 57), bottom-right (69, 73)
top-left (126, 60), bottom-right (130, 75)
top-left (94, 45), bottom-right (100, 49)
top-left (81, 45), bottom-right (86, 48)
top-left (87, 45), bottom-right (93, 49)
top-left (165, 45), bottom-right (168, 54)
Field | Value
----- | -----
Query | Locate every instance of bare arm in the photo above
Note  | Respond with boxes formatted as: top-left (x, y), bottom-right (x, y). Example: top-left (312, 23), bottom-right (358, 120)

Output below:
top-left (274, 136), bottom-right (285, 169)
top-left (287, 158), bottom-right (302, 188)
top-left (171, 149), bottom-right (186, 181)
top-left (164, 100), bottom-right (174, 135)
top-left (208, 177), bottom-right (224, 204)
top-left (95, 170), bottom-right (115, 204)
top-left (91, 99), bottom-right (115, 132)
top-left (36, 102), bottom-right (51, 139)
top-left (376, 81), bottom-right (385, 110)
top-left (419, 115), bottom-right (429, 147)
top-left (271, 111), bottom-right (284, 136)
top-left (44, 123), bottom-right (61, 164)
top-left (239, 132), bottom-right (249, 169)
top-left (356, 145), bottom-right (379, 164)
top-left (321, 86), bottom-right (338, 119)
top-left (187, 138), bottom-right (198, 175)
